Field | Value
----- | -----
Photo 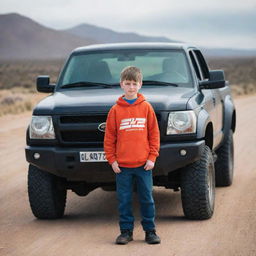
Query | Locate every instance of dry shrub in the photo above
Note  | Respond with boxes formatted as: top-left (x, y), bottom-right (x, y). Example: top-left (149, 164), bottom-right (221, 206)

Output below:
top-left (0, 100), bottom-right (32, 116)
top-left (0, 59), bottom-right (64, 91)
top-left (207, 57), bottom-right (256, 96)
top-left (0, 88), bottom-right (46, 116)
top-left (231, 85), bottom-right (244, 96)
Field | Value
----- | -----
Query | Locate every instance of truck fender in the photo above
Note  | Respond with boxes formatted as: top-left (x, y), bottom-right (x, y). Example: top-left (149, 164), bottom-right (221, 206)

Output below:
top-left (196, 109), bottom-right (211, 139)
top-left (223, 95), bottom-right (236, 141)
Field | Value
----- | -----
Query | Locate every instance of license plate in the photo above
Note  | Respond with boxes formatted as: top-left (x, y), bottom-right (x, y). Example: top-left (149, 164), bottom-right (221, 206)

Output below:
top-left (80, 151), bottom-right (107, 162)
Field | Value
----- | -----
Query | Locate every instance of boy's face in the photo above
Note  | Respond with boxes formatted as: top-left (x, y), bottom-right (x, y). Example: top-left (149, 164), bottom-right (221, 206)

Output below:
top-left (120, 79), bottom-right (142, 100)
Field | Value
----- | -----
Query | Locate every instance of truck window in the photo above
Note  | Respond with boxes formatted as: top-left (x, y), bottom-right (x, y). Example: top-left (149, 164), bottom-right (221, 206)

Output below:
top-left (194, 50), bottom-right (210, 80)
top-left (189, 51), bottom-right (201, 80)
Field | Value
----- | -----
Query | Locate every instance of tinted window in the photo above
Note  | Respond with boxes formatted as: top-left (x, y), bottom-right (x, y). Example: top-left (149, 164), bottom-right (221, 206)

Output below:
top-left (194, 50), bottom-right (209, 80)
top-left (189, 51), bottom-right (201, 80)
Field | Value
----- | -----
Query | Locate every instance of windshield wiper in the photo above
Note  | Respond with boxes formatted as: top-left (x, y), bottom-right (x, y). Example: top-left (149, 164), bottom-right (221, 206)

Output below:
top-left (61, 81), bottom-right (112, 88)
top-left (142, 80), bottom-right (178, 87)
top-left (108, 83), bottom-right (121, 87)
top-left (99, 80), bottom-right (179, 87)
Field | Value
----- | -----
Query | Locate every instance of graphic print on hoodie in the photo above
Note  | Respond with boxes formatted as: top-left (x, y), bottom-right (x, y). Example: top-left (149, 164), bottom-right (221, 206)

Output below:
top-left (119, 117), bottom-right (146, 131)
top-left (104, 93), bottom-right (160, 168)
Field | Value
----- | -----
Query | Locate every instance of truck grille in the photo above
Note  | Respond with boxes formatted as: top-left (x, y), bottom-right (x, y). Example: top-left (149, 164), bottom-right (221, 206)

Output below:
top-left (57, 113), bottom-right (161, 146)
top-left (60, 115), bottom-right (107, 124)
top-left (61, 131), bottom-right (104, 142)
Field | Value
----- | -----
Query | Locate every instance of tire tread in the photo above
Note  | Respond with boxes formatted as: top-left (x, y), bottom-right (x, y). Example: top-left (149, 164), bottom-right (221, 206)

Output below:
top-left (28, 165), bottom-right (66, 219)
top-left (181, 146), bottom-right (215, 220)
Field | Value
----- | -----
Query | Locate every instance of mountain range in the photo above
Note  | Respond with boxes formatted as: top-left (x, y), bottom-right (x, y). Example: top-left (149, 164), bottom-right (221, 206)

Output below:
top-left (0, 13), bottom-right (255, 60)
top-left (63, 24), bottom-right (174, 44)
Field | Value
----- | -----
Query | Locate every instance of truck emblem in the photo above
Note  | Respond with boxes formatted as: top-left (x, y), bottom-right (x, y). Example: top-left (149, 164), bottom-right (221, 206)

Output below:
top-left (98, 122), bottom-right (106, 132)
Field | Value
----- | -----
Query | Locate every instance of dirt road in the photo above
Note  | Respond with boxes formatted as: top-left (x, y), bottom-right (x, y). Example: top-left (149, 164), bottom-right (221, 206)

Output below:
top-left (0, 95), bottom-right (256, 256)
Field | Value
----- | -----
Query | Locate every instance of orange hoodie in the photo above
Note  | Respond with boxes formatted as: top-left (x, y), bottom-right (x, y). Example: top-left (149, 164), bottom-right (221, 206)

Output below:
top-left (104, 93), bottom-right (160, 168)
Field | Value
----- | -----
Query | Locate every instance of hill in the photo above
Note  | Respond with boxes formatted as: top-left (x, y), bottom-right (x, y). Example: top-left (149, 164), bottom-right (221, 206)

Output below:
top-left (0, 13), bottom-right (95, 60)
top-left (63, 23), bottom-right (175, 43)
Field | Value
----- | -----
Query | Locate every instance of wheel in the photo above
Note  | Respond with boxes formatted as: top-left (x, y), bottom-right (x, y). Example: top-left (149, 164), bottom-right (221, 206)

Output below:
top-left (28, 164), bottom-right (67, 219)
top-left (215, 130), bottom-right (234, 186)
top-left (181, 145), bottom-right (215, 220)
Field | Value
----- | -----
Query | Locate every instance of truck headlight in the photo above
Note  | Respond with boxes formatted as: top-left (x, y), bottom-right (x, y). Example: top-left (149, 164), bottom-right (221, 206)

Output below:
top-left (167, 111), bottom-right (196, 135)
top-left (29, 116), bottom-right (55, 139)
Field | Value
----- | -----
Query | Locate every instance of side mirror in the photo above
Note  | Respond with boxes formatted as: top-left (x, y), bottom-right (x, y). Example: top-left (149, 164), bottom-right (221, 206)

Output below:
top-left (209, 70), bottom-right (225, 81)
top-left (36, 76), bottom-right (55, 93)
top-left (199, 70), bottom-right (226, 90)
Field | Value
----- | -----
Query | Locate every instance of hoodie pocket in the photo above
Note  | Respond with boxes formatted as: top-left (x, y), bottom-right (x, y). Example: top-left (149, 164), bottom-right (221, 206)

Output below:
top-left (116, 139), bottom-right (149, 164)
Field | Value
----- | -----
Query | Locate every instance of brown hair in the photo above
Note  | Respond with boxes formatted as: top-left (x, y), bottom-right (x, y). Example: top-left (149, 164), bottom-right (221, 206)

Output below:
top-left (120, 66), bottom-right (143, 82)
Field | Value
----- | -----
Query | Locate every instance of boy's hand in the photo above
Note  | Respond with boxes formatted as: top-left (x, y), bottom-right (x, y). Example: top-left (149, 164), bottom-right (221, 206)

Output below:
top-left (144, 160), bottom-right (155, 171)
top-left (112, 161), bottom-right (121, 173)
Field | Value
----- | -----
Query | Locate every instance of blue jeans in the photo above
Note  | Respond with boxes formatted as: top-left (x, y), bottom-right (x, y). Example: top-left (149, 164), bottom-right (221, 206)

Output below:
top-left (116, 165), bottom-right (156, 231)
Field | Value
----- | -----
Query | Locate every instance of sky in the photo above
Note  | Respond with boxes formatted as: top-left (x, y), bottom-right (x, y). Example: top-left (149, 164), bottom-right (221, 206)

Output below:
top-left (1, 0), bottom-right (256, 49)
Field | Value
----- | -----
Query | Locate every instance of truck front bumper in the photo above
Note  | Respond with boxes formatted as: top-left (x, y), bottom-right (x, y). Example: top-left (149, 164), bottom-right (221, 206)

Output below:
top-left (25, 140), bottom-right (205, 182)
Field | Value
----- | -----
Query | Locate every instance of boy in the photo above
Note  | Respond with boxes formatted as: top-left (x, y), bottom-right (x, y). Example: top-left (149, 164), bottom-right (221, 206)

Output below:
top-left (104, 66), bottom-right (161, 244)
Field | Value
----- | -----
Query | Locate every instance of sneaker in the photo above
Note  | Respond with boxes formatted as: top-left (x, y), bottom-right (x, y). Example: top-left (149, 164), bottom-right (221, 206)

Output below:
top-left (145, 230), bottom-right (161, 244)
top-left (116, 230), bottom-right (133, 244)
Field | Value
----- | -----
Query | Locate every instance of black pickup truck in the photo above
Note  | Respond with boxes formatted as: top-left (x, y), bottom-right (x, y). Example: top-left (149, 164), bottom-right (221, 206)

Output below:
top-left (25, 43), bottom-right (236, 220)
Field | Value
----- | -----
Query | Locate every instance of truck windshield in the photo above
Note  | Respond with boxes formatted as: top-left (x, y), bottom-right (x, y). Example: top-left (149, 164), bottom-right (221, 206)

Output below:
top-left (58, 49), bottom-right (193, 88)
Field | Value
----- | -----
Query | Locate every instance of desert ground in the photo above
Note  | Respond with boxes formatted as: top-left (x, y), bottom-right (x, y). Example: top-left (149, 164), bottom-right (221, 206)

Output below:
top-left (0, 94), bottom-right (256, 256)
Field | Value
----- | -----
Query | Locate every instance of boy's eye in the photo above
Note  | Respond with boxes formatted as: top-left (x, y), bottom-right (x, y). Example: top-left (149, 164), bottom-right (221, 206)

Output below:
top-left (123, 81), bottom-right (139, 87)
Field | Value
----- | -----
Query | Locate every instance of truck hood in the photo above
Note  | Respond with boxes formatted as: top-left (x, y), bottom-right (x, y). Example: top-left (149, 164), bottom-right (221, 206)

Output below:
top-left (33, 86), bottom-right (196, 115)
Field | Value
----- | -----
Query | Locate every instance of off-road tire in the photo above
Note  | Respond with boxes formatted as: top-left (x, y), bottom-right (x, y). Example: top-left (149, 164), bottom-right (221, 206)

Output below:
top-left (181, 145), bottom-right (215, 220)
top-left (215, 130), bottom-right (234, 187)
top-left (28, 164), bottom-right (67, 219)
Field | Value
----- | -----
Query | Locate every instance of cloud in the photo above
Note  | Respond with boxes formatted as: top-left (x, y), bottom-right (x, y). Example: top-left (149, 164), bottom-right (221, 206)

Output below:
top-left (123, 8), bottom-right (256, 48)
top-left (132, 9), bottom-right (255, 33)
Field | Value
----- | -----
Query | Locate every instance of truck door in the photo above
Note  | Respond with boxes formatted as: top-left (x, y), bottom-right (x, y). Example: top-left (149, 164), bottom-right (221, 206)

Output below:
top-left (193, 50), bottom-right (223, 148)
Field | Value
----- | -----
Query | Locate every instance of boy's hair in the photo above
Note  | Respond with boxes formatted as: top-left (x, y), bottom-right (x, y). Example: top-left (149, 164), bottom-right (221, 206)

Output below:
top-left (120, 66), bottom-right (143, 83)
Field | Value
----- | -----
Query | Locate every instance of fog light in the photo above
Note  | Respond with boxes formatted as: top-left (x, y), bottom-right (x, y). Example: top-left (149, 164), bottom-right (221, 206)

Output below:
top-left (180, 149), bottom-right (187, 156)
top-left (34, 153), bottom-right (40, 159)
